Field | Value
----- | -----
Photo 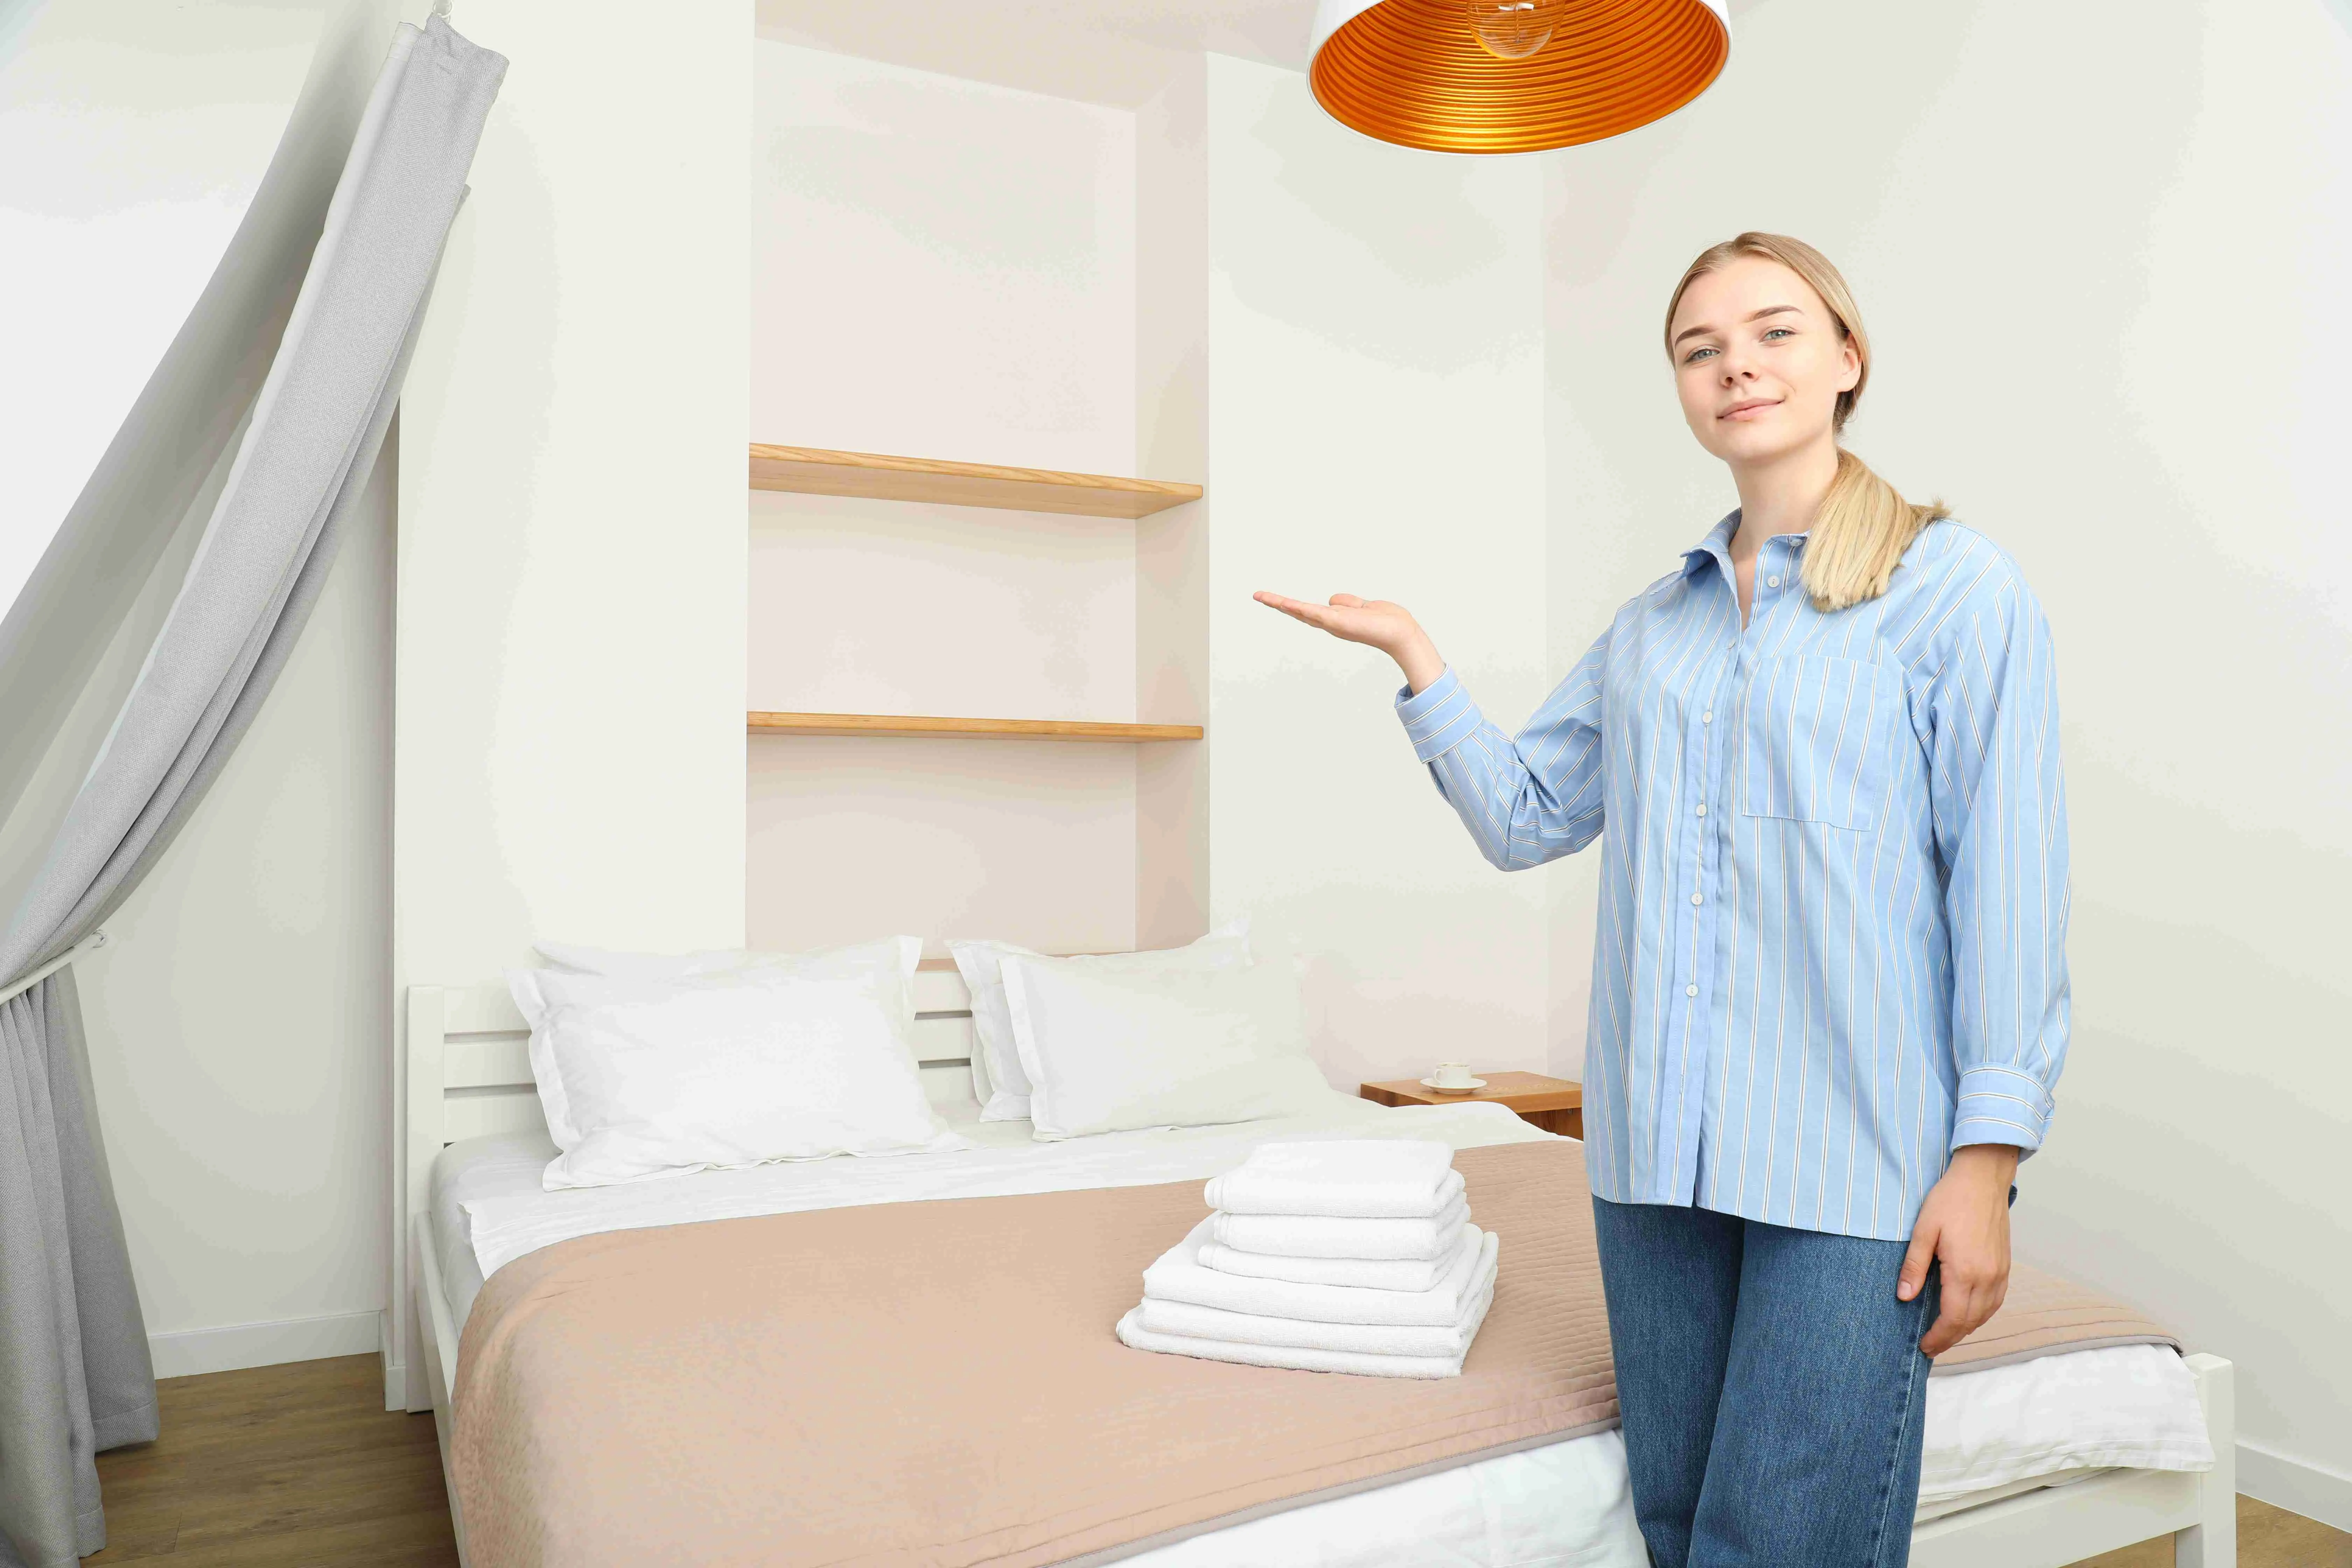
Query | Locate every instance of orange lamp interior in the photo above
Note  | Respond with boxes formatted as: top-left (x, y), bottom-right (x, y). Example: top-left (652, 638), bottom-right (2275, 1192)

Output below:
top-left (1310, 0), bottom-right (1729, 154)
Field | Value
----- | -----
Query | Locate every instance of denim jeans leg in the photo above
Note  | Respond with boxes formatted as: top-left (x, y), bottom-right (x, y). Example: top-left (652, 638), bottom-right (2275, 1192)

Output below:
top-left (1590, 1197), bottom-right (1747, 1568)
top-left (1686, 1220), bottom-right (1939, 1568)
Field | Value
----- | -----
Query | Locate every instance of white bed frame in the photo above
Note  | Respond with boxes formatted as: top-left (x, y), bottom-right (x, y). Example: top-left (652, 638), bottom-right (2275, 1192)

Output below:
top-left (395, 976), bottom-right (2237, 1568)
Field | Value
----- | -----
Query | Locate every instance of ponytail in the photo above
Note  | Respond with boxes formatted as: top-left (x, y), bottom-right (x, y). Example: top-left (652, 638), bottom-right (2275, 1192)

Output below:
top-left (1664, 231), bottom-right (1947, 612)
top-left (1801, 448), bottom-right (1948, 612)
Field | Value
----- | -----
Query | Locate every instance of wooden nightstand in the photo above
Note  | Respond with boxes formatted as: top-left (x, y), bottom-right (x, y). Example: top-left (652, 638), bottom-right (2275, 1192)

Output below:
top-left (1360, 1072), bottom-right (1584, 1139)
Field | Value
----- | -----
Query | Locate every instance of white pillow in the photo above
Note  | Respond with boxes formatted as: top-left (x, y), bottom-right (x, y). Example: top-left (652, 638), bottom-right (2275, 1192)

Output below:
top-left (537, 935), bottom-right (910, 988)
top-left (533, 940), bottom-right (752, 979)
top-left (536, 934), bottom-right (922, 1040)
top-left (948, 920), bottom-right (1251, 1122)
top-left (507, 965), bottom-right (967, 1189)
top-left (1001, 956), bottom-right (1333, 1141)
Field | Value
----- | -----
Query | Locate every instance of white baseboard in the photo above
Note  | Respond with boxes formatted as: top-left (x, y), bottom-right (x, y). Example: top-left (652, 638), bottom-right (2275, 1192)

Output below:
top-left (381, 1308), bottom-right (409, 1410)
top-left (148, 1308), bottom-right (385, 1379)
top-left (2239, 1438), bottom-right (2352, 1534)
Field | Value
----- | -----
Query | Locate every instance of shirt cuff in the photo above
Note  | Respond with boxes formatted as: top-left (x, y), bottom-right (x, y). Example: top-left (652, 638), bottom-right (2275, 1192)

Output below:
top-left (1949, 1064), bottom-right (2054, 1154)
top-left (1395, 667), bottom-right (1482, 763)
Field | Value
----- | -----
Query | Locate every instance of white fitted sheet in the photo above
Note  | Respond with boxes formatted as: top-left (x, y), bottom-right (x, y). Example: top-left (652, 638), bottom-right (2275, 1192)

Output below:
top-left (427, 1094), bottom-right (2208, 1566)
top-left (453, 1089), bottom-right (1548, 1294)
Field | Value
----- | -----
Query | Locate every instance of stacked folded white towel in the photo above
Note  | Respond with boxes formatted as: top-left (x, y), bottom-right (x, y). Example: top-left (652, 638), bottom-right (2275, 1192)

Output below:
top-left (1115, 1140), bottom-right (1499, 1379)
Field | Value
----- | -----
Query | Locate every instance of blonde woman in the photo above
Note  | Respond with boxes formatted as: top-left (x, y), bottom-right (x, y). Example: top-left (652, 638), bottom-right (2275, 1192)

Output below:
top-left (1258, 233), bottom-right (2067, 1567)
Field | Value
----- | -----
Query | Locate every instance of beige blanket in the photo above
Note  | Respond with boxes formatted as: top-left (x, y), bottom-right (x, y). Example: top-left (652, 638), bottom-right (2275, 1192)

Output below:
top-left (1934, 1259), bottom-right (2177, 1374)
top-left (450, 1139), bottom-right (2174, 1568)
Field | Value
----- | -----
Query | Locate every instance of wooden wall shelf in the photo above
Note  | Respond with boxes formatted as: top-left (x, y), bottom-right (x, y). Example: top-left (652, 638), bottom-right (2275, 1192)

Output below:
top-left (748, 711), bottom-right (1203, 742)
top-left (749, 444), bottom-right (1202, 519)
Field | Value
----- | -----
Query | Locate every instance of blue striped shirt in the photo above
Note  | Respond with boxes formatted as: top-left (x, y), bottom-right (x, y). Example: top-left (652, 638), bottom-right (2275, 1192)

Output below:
top-left (1399, 513), bottom-right (2069, 1241)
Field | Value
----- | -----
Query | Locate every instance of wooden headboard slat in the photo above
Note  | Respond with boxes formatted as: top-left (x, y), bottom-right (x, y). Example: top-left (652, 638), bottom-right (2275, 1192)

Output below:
top-left (410, 969), bottom-right (980, 1135)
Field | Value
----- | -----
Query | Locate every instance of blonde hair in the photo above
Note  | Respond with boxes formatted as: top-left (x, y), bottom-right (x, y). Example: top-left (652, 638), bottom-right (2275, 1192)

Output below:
top-left (1664, 232), bottom-right (1948, 612)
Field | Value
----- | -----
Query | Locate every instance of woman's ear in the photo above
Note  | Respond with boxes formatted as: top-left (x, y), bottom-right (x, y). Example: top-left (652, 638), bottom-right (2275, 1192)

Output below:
top-left (1837, 336), bottom-right (1863, 393)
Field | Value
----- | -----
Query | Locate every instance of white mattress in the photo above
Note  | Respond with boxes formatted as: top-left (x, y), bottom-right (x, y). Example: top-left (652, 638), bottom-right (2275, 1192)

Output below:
top-left (428, 1093), bottom-right (2210, 1567)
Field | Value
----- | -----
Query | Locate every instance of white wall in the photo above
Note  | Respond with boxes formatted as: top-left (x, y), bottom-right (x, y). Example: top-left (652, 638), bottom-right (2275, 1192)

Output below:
top-left (393, 0), bottom-right (750, 1401)
top-left (747, 40), bottom-right (1144, 957)
top-left (0, 0), bottom-right (317, 615)
top-left (1203, 54), bottom-right (1553, 1094)
top-left (0, 0), bottom-right (397, 868)
top-left (1539, 0), bottom-right (2352, 1521)
top-left (397, 5), bottom-right (752, 972)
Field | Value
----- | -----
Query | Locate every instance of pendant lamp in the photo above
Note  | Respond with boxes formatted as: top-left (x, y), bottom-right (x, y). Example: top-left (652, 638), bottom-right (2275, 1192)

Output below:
top-left (1307, 0), bottom-right (1730, 154)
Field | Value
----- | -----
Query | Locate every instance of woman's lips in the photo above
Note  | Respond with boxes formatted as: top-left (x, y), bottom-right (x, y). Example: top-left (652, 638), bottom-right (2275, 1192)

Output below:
top-left (1720, 399), bottom-right (1779, 420)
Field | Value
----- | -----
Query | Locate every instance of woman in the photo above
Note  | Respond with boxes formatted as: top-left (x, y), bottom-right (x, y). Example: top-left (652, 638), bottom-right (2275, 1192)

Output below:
top-left (1258, 232), bottom-right (2068, 1567)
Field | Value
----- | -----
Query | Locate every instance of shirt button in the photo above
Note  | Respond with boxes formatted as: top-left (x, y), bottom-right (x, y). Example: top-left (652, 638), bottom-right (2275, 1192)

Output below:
top-left (1690, 893), bottom-right (1703, 905)
top-left (1695, 803), bottom-right (1706, 816)
top-left (1685, 984), bottom-right (1699, 997)
top-left (1766, 575), bottom-right (1780, 588)
top-left (1701, 711), bottom-right (1713, 723)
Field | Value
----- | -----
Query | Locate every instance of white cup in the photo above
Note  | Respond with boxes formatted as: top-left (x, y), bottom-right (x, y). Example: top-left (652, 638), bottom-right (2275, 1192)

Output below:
top-left (1431, 1061), bottom-right (1474, 1090)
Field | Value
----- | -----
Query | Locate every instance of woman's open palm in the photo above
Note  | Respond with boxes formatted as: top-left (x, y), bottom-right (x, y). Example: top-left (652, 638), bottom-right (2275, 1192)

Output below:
top-left (1254, 591), bottom-right (1444, 691)
top-left (1252, 591), bottom-right (1414, 648)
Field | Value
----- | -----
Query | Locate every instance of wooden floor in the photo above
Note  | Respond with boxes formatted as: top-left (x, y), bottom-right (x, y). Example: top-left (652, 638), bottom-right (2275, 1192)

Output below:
top-left (87, 1354), bottom-right (2350, 1567)
top-left (2073, 1493), bottom-right (2352, 1568)
top-left (89, 1356), bottom-right (457, 1566)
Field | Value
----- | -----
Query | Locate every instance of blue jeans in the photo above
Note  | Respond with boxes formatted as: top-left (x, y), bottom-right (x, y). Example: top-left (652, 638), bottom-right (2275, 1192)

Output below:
top-left (1591, 1197), bottom-right (1939, 1568)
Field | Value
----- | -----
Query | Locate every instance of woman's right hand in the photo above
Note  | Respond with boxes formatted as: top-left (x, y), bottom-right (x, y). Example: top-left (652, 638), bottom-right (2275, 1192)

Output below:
top-left (1253, 591), bottom-right (1447, 694)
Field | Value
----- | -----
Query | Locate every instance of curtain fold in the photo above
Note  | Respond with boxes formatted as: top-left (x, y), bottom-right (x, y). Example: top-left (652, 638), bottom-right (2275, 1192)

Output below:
top-left (0, 19), bottom-right (504, 1565)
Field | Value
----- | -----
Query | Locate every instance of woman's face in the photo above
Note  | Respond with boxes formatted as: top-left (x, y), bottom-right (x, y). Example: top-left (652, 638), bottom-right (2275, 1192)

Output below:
top-left (1667, 256), bottom-right (1860, 470)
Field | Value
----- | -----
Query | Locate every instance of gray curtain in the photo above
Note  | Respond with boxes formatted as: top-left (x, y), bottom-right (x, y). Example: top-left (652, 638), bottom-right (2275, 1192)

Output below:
top-left (0, 19), bottom-right (503, 1565)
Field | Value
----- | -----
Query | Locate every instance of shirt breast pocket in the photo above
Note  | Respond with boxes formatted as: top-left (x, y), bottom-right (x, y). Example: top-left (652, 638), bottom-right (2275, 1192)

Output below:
top-left (1738, 655), bottom-right (1899, 832)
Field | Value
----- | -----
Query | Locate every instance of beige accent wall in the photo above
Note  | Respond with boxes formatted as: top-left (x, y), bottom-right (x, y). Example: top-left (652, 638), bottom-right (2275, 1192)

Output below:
top-left (747, 38), bottom-right (1148, 958)
top-left (1135, 58), bottom-right (1211, 951)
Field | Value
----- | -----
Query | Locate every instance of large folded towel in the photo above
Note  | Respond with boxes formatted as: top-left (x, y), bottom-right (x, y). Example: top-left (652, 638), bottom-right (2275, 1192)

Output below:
top-left (1210, 1195), bottom-right (1468, 1261)
top-left (1139, 1236), bottom-right (1499, 1356)
top-left (1203, 1139), bottom-right (1462, 1219)
top-left (1197, 1241), bottom-right (1464, 1293)
top-left (1146, 1218), bottom-right (1487, 1326)
top-left (1114, 1272), bottom-right (1497, 1380)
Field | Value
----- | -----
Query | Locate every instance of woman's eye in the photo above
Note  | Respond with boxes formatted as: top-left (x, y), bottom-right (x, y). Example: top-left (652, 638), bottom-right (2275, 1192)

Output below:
top-left (1684, 346), bottom-right (1717, 363)
top-left (1762, 327), bottom-right (1793, 341)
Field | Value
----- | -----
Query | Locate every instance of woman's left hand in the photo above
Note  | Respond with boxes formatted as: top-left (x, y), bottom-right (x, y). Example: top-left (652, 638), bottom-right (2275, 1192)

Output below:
top-left (1899, 1143), bottom-right (2020, 1357)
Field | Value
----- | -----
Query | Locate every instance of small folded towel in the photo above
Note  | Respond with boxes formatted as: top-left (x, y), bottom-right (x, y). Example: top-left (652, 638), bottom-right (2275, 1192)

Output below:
top-left (1197, 1242), bottom-right (1460, 1293)
top-left (1146, 1218), bottom-right (1486, 1326)
top-left (1195, 1241), bottom-right (1468, 1297)
top-left (1138, 1234), bottom-right (1499, 1356)
top-left (1114, 1270), bottom-right (1497, 1379)
top-left (1204, 1139), bottom-right (1462, 1219)
top-left (1210, 1195), bottom-right (1468, 1261)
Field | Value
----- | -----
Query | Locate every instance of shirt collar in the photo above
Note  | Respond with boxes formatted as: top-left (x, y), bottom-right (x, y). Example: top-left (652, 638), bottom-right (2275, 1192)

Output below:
top-left (1680, 510), bottom-right (1743, 579)
top-left (1678, 509), bottom-right (1813, 579)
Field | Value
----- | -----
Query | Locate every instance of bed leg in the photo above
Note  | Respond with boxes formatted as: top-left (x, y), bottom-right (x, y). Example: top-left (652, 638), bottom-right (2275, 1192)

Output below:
top-left (2175, 1354), bottom-right (2235, 1568)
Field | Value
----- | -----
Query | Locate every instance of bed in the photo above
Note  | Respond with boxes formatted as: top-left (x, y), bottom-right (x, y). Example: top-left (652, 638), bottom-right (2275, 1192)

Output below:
top-left (396, 972), bottom-right (2236, 1568)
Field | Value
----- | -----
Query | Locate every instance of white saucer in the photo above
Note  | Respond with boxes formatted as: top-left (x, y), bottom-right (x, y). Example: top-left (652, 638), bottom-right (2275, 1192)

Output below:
top-left (1419, 1076), bottom-right (1486, 1093)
